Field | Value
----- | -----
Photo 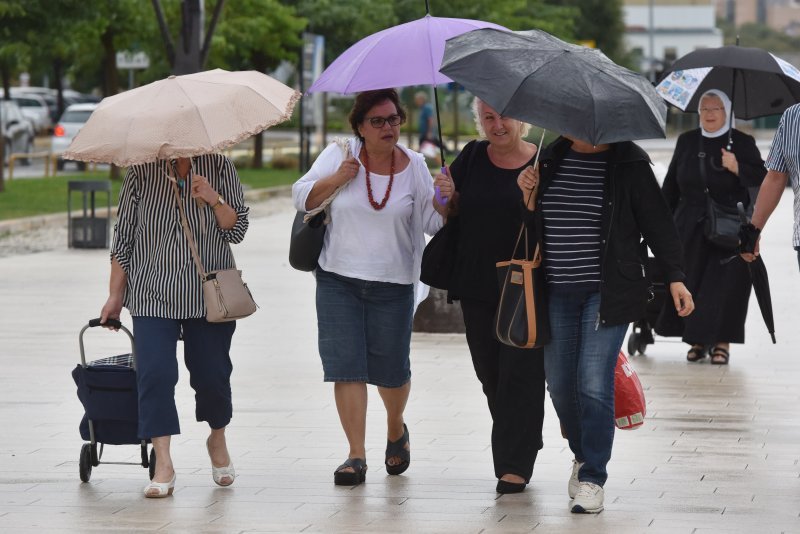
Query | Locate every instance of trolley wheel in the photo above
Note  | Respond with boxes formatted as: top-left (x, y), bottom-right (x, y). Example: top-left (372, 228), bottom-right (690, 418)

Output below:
top-left (627, 332), bottom-right (641, 356)
top-left (79, 443), bottom-right (92, 482)
top-left (148, 448), bottom-right (156, 481)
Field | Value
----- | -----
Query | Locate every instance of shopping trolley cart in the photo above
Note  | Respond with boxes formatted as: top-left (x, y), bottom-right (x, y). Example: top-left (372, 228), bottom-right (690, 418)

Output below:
top-left (71, 318), bottom-right (155, 482)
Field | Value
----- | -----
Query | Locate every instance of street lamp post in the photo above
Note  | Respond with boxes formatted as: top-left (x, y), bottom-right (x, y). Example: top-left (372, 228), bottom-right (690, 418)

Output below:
top-left (649, 0), bottom-right (656, 83)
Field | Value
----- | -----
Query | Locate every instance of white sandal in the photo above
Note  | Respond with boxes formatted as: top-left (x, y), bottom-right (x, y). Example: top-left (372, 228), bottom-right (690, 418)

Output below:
top-left (206, 438), bottom-right (235, 486)
top-left (143, 472), bottom-right (176, 498)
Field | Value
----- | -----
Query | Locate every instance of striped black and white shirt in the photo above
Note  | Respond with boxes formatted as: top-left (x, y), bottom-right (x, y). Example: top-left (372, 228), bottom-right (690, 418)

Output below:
top-left (111, 154), bottom-right (249, 319)
top-left (765, 103), bottom-right (800, 246)
top-left (541, 150), bottom-right (607, 289)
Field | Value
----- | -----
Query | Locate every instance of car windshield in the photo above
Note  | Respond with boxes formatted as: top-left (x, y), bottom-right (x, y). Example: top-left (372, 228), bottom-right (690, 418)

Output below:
top-left (59, 110), bottom-right (93, 123)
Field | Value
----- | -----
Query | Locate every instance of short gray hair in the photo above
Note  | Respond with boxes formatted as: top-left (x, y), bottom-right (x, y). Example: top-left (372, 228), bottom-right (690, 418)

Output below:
top-left (471, 97), bottom-right (531, 139)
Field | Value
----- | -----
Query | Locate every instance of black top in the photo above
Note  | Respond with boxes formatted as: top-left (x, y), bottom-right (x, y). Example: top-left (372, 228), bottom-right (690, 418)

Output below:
top-left (661, 128), bottom-right (766, 212)
top-left (449, 140), bottom-right (538, 304)
top-left (541, 149), bottom-right (607, 290)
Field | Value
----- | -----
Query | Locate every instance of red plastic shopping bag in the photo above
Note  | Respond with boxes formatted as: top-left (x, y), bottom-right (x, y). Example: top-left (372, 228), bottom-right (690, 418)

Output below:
top-left (614, 351), bottom-right (646, 429)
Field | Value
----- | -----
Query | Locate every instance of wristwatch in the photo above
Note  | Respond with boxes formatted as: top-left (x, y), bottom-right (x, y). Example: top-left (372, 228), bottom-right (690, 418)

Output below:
top-left (212, 196), bottom-right (226, 208)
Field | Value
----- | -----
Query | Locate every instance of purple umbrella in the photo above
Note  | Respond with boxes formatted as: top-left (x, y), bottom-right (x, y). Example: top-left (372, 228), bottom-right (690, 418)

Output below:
top-left (308, 12), bottom-right (507, 194)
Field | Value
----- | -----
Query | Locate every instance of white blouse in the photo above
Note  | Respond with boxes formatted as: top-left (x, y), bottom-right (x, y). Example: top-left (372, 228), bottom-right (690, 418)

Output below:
top-left (292, 138), bottom-right (443, 298)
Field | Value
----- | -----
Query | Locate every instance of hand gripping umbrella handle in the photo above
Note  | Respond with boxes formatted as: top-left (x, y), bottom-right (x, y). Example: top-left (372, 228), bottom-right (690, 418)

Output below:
top-left (435, 166), bottom-right (448, 205)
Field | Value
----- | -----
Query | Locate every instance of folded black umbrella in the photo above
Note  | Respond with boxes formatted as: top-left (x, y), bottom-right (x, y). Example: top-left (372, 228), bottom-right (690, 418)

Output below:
top-left (736, 202), bottom-right (776, 343)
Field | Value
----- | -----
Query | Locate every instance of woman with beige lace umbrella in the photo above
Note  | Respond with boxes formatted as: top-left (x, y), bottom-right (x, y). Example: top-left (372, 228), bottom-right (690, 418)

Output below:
top-left (83, 69), bottom-right (299, 498)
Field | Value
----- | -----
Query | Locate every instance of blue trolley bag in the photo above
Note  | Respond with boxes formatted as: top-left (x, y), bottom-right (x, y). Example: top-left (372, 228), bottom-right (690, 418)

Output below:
top-left (71, 318), bottom-right (153, 482)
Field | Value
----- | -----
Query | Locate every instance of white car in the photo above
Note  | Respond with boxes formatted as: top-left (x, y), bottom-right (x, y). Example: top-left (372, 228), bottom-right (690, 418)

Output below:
top-left (10, 92), bottom-right (52, 134)
top-left (1, 100), bottom-right (35, 166)
top-left (52, 103), bottom-right (98, 170)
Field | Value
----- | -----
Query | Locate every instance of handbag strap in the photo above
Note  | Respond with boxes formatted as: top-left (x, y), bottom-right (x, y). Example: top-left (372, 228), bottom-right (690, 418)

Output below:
top-left (509, 129), bottom-right (547, 261)
top-left (169, 167), bottom-right (211, 281)
top-left (697, 133), bottom-right (712, 198)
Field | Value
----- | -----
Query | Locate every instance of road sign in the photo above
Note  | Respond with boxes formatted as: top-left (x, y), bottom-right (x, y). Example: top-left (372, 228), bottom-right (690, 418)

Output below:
top-left (116, 51), bottom-right (150, 70)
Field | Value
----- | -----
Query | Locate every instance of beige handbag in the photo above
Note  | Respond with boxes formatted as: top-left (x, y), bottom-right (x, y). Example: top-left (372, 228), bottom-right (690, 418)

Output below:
top-left (171, 179), bottom-right (257, 322)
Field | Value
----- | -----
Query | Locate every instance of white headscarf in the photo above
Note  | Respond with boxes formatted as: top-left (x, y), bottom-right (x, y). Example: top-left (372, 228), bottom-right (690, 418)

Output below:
top-left (699, 89), bottom-right (733, 138)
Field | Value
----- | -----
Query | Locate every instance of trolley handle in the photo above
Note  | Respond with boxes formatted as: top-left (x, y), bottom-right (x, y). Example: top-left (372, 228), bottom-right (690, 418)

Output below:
top-left (79, 318), bottom-right (135, 368)
top-left (88, 318), bottom-right (122, 329)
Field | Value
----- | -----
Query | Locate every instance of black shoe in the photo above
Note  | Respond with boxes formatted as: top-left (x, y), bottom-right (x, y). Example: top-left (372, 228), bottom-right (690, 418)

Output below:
top-left (385, 424), bottom-right (410, 475)
top-left (496, 479), bottom-right (527, 494)
top-left (334, 458), bottom-right (367, 486)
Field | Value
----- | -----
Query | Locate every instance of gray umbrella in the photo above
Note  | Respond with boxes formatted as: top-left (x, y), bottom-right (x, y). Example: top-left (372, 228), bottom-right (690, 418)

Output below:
top-left (440, 29), bottom-right (667, 145)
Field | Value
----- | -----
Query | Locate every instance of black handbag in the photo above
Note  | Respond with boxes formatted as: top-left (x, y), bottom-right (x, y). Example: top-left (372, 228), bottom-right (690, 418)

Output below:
top-left (420, 217), bottom-right (458, 290)
top-left (494, 223), bottom-right (550, 349)
top-left (289, 211), bottom-right (326, 271)
top-left (698, 137), bottom-right (741, 251)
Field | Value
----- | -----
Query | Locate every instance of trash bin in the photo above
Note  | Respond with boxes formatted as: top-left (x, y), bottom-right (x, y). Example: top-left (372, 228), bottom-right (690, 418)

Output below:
top-left (68, 180), bottom-right (112, 249)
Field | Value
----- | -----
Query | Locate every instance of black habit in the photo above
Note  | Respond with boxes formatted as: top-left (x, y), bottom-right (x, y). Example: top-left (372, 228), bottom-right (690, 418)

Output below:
top-left (656, 128), bottom-right (766, 344)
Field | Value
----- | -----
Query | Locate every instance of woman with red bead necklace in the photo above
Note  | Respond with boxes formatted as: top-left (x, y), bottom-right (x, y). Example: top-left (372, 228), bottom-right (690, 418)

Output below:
top-left (292, 89), bottom-right (448, 486)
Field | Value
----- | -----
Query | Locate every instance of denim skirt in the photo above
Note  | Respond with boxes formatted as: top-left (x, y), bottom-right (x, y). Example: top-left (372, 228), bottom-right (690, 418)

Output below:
top-left (315, 267), bottom-right (414, 388)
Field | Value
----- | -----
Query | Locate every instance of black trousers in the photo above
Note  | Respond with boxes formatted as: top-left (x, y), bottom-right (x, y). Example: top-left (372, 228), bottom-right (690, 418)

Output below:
top-left (460, 298), bottom-right (546, 482)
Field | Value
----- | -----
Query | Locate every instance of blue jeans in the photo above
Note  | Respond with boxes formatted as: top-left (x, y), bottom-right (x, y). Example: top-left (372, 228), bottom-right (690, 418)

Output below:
top-left (315, 267), bottom-right (413, 388)
top-left (132, 317), bottom-right (236, 438)
top-left (543, 288), bottom-right (628, 487)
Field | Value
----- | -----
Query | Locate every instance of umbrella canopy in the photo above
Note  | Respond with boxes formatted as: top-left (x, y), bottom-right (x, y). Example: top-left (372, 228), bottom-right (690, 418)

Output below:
top-left (307, 14), bottom-right (507, 94)
top-left (440, 28), bottom-right (667, 145)
top-left (64, 69), bottom-right (300, 166)
top-left (656, 46), bottom-right (800, 119)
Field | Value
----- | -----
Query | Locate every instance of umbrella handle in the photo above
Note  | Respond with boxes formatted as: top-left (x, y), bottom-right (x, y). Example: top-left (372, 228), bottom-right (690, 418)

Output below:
top-left (434, 166), bottom-right (449, 205)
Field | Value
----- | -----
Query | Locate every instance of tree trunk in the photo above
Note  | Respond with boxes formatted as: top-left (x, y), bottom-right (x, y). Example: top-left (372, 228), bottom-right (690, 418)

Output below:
top-left (53, 58), bottom-right (65, 119)
top-left (101, 28), bottom-right (119, 97)
top-left (252, 133), bottom-right (263, 168)
top-left (0, 64), bottom-right (8, 192)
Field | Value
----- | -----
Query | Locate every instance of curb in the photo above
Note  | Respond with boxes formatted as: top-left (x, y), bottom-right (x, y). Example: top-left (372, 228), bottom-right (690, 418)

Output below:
top-left (0, 185), bottom-right (293, 236)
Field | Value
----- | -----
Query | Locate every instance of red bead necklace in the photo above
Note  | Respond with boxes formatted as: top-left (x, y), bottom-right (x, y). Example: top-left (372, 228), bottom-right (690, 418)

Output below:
top-left (362, 146), bottom-right (394, 211)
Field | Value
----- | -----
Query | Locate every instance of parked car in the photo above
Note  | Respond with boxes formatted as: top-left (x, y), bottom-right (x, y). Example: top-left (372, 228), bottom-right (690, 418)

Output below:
top-left (10, 92), bottom-right (52, 134)
top-left (1, 99), bottom-right (35, 166)
top-left (52, 102), bottom-right (98, 170)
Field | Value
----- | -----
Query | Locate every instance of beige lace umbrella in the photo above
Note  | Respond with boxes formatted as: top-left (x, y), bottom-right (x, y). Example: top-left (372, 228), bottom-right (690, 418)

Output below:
top-left (63, 69), bottom-right (300, 166)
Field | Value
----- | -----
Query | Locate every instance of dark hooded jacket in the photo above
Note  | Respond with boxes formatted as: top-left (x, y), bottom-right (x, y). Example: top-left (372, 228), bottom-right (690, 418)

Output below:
top-left (533, 137), bottom-right (686, 326)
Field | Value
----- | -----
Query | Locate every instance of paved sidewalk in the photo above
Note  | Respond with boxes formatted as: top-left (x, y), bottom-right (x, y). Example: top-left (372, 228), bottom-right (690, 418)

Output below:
top-left (1, 189), bottom-right (799, 532)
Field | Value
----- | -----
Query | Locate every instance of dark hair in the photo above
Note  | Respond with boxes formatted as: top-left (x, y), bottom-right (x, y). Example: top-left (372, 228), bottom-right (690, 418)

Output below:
top-left (348, 89), bottom-right (407, 139)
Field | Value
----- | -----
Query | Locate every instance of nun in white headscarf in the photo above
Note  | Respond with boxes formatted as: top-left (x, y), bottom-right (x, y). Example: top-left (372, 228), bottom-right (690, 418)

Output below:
top-left (655, 88), bottom-right (766, 365)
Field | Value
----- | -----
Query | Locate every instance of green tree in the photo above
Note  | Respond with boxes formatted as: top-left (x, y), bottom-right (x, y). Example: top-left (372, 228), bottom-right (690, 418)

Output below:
top-left (557, 0), bottom-right (626, 61)
top-left (393, 0), bottom-right (577, 39)
top-left (212, 0), bottom-right (306, 167)
top-left (285, 0), bottom-right (398, 63)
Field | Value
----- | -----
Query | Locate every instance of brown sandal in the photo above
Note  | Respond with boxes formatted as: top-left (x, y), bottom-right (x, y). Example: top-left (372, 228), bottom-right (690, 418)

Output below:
top-left (710, 346), bottom-right (730, 365)
top-left (686, 345), bottom-right (707, 362)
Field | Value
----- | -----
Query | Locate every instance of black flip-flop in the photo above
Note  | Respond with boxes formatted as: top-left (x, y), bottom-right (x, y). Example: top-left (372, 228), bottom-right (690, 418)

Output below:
top-left (334, 458), bottom-right (367, 486)
top-left (686, 345), bottom-right (707, 362)
top-left (385, 423), bottom-right (410, 475)
top-left (710, 346), bottom-right (730, 365)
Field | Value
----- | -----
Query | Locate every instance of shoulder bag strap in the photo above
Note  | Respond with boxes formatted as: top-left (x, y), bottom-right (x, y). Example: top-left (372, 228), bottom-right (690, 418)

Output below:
top-left (509, 130), bottom-right (547, 261)
top-left (169, 168), bottom-right (209, 281)
top-left (697, 132), bottom-right (712, 197)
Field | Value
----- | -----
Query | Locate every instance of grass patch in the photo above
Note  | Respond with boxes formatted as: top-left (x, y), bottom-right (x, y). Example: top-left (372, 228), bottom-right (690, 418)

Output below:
top-left (0, 167), bottom-right (300, 221)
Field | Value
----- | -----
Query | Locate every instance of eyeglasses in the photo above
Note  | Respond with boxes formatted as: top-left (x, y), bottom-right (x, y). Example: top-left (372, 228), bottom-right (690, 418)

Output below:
top-left (699, 106), bottom-right (724, 114)
top-left (367, 114), bottom-right (404, 128)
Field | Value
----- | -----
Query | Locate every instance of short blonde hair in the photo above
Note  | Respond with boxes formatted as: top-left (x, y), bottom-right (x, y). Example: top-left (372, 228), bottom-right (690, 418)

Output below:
top-left (471, 97), bottom-right (531, 139)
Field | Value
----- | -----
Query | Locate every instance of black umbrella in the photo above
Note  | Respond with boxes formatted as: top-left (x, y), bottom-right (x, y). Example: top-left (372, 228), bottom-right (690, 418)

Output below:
top-left (440, 29), bottom-right (667, 145)
top-left (737, 202), bottom-right (777, 343)
top-left (659, 45), bottom-right (800, 120)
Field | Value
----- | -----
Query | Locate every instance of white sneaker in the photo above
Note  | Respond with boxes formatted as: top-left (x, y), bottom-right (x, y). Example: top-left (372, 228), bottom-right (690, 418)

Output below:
top-left (568, 459), bottom-right (584, 498)
top-left (571, 481), bottom-right (604, 513)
